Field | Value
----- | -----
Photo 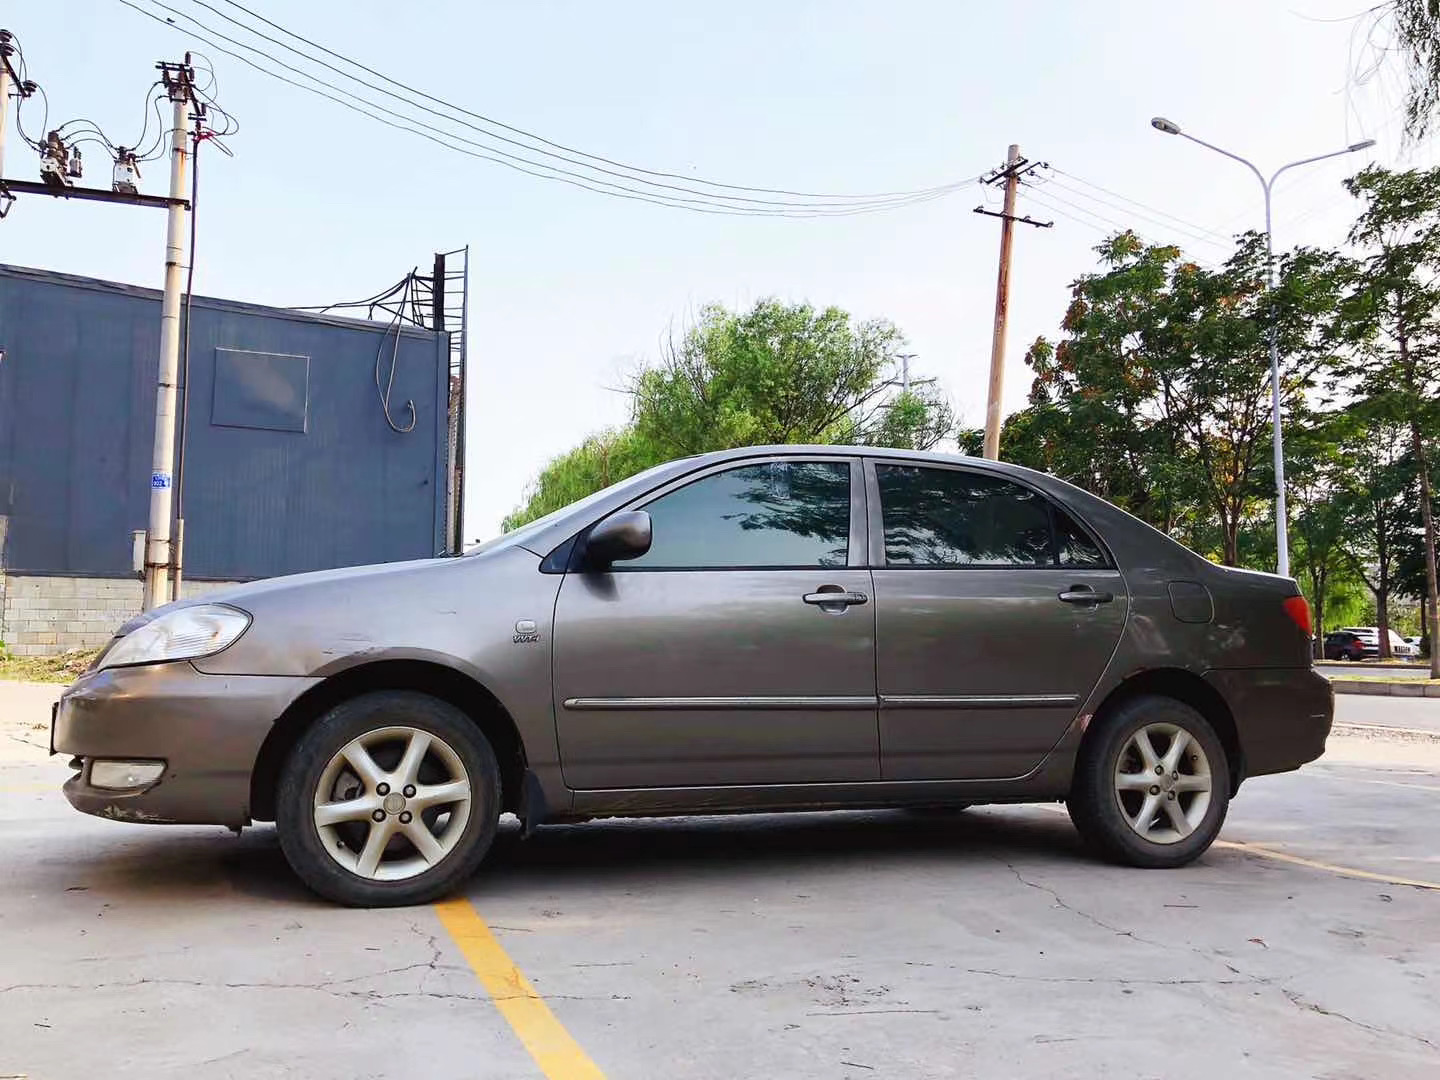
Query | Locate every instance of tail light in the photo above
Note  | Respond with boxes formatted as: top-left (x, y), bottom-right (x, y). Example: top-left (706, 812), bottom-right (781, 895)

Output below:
top-left (1282, 595), bottom-right (1312, 637)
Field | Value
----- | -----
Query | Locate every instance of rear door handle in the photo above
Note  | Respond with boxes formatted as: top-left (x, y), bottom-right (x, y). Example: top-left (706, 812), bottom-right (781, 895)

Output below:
top-left (1058, 585), bottom-right (1113, 605)
top-left (803, 588), bottom-right (869, 608)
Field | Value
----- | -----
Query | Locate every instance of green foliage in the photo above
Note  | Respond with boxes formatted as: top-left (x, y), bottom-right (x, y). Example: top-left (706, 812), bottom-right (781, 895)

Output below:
top-left (504, 300), bottom-right (953, 528)
top-left (985, 230), bottom-right (1346, 567)
top-left (1374, 1), bottom-right (1440, 142)
top-left (1336, 165), bottom-right (1440, 662)
top-left (501, 428), bottom-right (658, 531)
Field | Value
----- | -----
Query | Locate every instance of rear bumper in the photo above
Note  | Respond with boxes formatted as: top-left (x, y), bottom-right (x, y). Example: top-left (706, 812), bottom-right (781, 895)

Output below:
top-left (53, 663), bottom-right (318, 827)
top-left (1204, 667), bottom-right (1333, 780)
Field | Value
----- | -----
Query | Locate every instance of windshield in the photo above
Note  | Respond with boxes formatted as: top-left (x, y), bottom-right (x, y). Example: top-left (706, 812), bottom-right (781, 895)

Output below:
top-left (465, 459), bottom-right (685, 557)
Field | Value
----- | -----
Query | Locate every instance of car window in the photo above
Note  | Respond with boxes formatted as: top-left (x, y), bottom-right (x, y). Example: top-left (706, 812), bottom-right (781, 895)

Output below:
top-left (876, 465), bottom-right (1061, 567)
top-left (625, 460), bottom-right (851, 569)
top-left (1053, 506), bottom-right (1107, 567)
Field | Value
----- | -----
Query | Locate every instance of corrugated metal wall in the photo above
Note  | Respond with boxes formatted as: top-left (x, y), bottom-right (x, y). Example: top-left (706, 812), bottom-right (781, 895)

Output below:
top-left (0, 265), bottom-right (449, 580)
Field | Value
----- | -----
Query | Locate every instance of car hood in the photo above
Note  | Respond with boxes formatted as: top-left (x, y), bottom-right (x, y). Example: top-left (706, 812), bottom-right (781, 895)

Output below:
top-left (186, 544), bottom-right (549, 678)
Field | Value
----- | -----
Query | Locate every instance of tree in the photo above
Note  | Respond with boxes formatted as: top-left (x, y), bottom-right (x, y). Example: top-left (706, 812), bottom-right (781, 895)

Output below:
top-left (504, 300), bottom-right (953, 528)
top-left (1334, 414), bottom-right (1418, 659)
top-left (1339, 165), bottom-right (1440, 673)
top-left (990, 231), bottom-right (1344, 567)
top-left (500, 429), bottom-right (657, 531)
top-left (1287, 409), bottom-right (1361, 656)
top-left (1354, 2), bottom-right (1440, 142)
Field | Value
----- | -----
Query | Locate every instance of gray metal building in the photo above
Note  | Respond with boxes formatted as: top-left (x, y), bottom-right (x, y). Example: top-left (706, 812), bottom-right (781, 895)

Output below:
top-left (0, 264), bottom-right (456, 653)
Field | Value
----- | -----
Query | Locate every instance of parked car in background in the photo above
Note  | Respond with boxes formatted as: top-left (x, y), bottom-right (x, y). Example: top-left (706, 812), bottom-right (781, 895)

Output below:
top-left (51, 447), bottom-right (1333, 907)
top-left (1323, 631), bottom-right (1374, 661)
top-left (1340, 627), bottom-right (1419, 658)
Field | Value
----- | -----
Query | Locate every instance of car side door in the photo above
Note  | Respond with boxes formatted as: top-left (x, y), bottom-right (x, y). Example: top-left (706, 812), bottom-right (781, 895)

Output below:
top-left (866, 460), bottom-right (1129, 781)
top-left (551, 456), bottom-right (879, 791)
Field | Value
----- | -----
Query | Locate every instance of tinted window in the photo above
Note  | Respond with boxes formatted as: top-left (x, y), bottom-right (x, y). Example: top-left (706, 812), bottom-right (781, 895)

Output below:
top-left (626, 461), bottom-right (850, 569)
top-left (1054, 507), bottom-right (1106, 567)
top-left (877, 466), bottom-right (1053, 567)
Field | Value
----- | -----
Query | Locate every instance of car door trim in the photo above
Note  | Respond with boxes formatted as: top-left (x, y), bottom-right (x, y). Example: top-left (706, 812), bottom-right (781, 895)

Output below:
top-left (880, 693), bottom-right (1080, 709)
top-left (563, 695), bottom-right (878, 711)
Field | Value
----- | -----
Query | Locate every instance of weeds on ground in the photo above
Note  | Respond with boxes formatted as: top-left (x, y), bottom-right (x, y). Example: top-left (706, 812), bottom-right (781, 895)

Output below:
top-left (0, 647), bottom-right (101, 683)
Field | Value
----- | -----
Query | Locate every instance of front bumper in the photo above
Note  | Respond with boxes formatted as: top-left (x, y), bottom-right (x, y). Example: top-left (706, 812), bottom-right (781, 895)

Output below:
top-left (1205, 666), bottom-right (1334, 780)
top-left (54, 663), bottom-right (318, 827)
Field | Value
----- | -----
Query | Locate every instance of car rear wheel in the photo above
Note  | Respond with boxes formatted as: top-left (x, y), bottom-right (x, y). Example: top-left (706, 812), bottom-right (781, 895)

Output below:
top-left (276, 691), bottom-right (501, 907)
top-left (1067, 695), bottom-right (1230, 869)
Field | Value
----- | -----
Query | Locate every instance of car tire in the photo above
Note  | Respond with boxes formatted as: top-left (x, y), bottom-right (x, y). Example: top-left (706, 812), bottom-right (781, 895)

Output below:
top-left (276, 690), bottom-right (501, 908)
top-left (1067, 695), bottom-right (1230, 869)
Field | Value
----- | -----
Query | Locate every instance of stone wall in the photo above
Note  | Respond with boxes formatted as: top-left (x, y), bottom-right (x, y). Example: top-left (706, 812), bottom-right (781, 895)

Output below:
top-left (0, 575), bottom-right (247, 656)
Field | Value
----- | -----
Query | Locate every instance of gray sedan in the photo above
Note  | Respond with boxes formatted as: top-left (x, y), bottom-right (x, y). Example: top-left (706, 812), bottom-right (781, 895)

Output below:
top-left (53, 447), bottom-right (1332, 907)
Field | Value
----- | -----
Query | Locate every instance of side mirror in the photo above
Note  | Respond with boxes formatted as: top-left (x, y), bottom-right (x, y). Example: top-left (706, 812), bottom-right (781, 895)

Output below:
top-left (584, 510), bottom-right (652, 569)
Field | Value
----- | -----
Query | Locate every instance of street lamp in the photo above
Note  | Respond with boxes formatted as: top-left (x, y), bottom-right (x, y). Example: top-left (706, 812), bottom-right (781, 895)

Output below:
top-left (1150, 116), bottom-right (1375, 578)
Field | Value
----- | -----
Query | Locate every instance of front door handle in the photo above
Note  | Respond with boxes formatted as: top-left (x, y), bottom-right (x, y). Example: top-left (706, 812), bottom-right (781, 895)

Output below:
top-left (803, 586), bottom-right (869, 611)
top-left (1058, 585), bottom-right (1114, 606)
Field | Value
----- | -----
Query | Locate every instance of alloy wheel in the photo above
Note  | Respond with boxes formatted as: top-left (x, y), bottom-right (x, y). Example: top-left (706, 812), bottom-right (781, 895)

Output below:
top-left (312, 725), bottom-right (473, 880)
top-left (1112, 722), bottom-right (1212, 845)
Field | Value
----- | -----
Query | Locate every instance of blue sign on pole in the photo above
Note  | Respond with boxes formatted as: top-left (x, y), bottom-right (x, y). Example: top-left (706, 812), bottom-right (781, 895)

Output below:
top-left (151, 472), bottom-right (172, 489)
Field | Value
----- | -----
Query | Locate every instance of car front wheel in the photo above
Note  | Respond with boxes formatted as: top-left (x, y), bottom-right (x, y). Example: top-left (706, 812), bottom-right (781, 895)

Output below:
top-left (1067, 695), bottom-right (1230, 869)
top-left (276, 690), bottom-right (501, 907)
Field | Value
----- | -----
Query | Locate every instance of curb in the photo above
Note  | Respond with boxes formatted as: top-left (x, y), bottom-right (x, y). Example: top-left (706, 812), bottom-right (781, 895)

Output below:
top-left (1332, 721), bottom-right (1440, 743)
top-left (1330, 679), bottom-right (1440, 697)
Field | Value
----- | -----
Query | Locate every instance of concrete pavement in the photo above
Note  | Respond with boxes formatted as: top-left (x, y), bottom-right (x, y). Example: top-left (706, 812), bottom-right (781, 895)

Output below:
top-left (2, 682), bottom-right (1438, 1078)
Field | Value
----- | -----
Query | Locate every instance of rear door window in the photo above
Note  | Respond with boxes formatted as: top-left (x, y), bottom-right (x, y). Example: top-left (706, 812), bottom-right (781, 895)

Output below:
top-left (874, 465), bottom-right (1107, 568)
top-left (876, 466), bottom-right (1052, 567)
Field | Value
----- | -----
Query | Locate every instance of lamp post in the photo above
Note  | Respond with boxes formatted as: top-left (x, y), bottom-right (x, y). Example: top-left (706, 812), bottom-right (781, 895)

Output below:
top-left (1150, 117), bottom-right (1375, 578)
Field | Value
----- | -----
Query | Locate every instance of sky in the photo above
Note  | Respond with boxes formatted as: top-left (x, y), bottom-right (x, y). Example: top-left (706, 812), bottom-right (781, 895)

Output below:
top-left (4, 0), bottom-right (1437, 541)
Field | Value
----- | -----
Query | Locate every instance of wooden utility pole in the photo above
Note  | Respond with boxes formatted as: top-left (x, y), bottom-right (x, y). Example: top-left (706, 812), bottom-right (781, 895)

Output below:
top-left (975, 146), bottom-right (1050, 460)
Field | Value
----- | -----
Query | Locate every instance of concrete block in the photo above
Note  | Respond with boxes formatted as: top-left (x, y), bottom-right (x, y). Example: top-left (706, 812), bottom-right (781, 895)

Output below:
top-left (1392, 682), bottom-right (1426, 697)
top-left (1426, 684), bottom-right (1440, 698)
top-left (29, 631), bottom-right (57, 646)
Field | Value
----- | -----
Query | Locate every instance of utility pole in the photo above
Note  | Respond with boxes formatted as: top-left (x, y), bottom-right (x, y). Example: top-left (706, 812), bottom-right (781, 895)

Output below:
top-left (143, 57), bottom-right (195, 610)
top-left (0, 32), bottom-right (12, 179)
top-left (975, 146), bottom-right (1051, 460)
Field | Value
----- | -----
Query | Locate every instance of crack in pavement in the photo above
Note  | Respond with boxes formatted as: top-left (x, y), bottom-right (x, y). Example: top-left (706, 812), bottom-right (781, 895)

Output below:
top-left (994, 857), bottom-right (1272, 985)
top-left (994, 857), bottom-right (1438, 1053)
top-left (997, 858), bottom-right (1161, 943)
top-left (959, 966), bottom-right (1256, 986)
top-left (0, 977), bottom-right (629, 1005)
top-left (1281, 988), bottom-right (1439, 1052)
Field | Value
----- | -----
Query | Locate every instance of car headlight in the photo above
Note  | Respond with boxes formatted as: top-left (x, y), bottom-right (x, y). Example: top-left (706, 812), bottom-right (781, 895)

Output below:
top-left (98, 603), bottom-right (252, 670)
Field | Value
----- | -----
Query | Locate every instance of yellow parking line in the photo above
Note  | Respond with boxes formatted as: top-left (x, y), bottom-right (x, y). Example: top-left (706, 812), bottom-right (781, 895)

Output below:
top-left (1215, 840), bottom-right (1440, 891)
top-left (1026, 803), bottom-right (1440, 890)
top-left (433, 897), bottom-right (606, 1080)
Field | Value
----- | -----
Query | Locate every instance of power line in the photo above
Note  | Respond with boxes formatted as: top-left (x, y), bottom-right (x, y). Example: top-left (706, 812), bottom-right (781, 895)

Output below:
top-left (1027, 183), bottom-right (1230, 255)
top-left (1024, 189), bottom-right (1220, 270)
top-left (135, 0), bottom-right (964, 210)
top-left (119, 0), bottom-right (974, 215)
top-left (205, 0), bottom-right (960, 203)
top-left (1049, 167), bottom-right (1234, 241)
